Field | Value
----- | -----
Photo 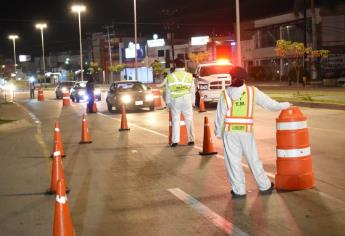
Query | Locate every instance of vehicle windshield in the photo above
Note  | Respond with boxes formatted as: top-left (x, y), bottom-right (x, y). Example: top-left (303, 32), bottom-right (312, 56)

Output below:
top-left (199, 65), bottom-right (232, 77)
top-left (59, 82), bottom-right (75, 87)
top-left (114, 83), bottom-right (147, 91)
top-left (75, 82), bottom-right (87, 88)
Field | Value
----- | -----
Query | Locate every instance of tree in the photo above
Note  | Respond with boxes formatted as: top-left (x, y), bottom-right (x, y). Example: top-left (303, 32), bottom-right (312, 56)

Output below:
top-left (151, 60), bottom-right (165, 83)
top-left (188, 52), bottom-right (209, 64)
top-left (109, 63), bottom-right (126, 81)
top-left (275, 40), bottom-right (329, 93)
top-left (109, 63), bottom-right (126, 73)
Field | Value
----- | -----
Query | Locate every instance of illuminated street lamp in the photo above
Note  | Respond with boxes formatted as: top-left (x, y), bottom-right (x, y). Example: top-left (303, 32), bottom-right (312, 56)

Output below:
top-left (133, 0), bottom-right (138, 80)
top-left (71, 4), bottom-right (86, 81)
top-left (35, 23), bottom-right (47, 85)
top-left (8, 34), bottom-right (19, 74)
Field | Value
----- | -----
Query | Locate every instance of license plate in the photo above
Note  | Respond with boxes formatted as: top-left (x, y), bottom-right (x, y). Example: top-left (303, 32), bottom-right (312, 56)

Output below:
top-left (135, 100), bottom-right (143, 105)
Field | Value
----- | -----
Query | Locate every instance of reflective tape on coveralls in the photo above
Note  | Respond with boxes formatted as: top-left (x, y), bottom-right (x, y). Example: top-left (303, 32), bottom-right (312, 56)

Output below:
top-left (169, 121), bottom-right (186, 126)
top-left (277, 121), bottom-right (307, 130)
top-left (277, 147), bottom-right (311, 158)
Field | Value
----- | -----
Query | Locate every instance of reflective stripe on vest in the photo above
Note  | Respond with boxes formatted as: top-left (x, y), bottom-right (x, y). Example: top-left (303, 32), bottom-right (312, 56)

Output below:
top-left (223, 85), bottom-right (255, 132)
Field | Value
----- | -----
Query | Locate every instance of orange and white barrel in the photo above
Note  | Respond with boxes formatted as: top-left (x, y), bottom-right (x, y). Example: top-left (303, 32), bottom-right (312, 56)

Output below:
top-left (37, 87), bottom-right (45, 101)
top-left (62, 92), bottom-right (70, 106)
top-left (169, 110), bottom-right (188, 145)
top-left (275, 106), bottom-right (315, 190)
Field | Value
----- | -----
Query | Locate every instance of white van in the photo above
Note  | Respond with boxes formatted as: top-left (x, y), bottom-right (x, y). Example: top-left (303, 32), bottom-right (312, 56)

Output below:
top-left (194, 60), bottom-right (233, 105)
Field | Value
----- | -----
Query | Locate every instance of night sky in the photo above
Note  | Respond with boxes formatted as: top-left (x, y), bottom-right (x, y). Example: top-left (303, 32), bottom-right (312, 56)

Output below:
top-left (0, 0), bottom-right (341, 58)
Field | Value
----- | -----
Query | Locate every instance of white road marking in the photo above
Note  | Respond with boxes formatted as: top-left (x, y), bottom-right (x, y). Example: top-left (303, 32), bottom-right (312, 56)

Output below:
top-left (168, 188), bottom-right (249, 236)
top-left (98, 112), bottom-right (344, 203)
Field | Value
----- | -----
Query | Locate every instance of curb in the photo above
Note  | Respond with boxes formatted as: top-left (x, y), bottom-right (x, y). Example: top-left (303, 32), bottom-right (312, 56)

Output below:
top-left (277, 100), bottom-right (345, 110)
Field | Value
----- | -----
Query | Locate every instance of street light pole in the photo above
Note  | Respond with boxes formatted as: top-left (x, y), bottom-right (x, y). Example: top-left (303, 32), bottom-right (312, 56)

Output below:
top-left (133, 0), bottom-right (138, 81)
top-left (35, 23), bottom-right (47, 85)
top-left (235, 0), bottom-right (242, 67)
top-left (72, 4), bottom-right (86, 81)
top-left (8, 35), bottom-right (18, 75)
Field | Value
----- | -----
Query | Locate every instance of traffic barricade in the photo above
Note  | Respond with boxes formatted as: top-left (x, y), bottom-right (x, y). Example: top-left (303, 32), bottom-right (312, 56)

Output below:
top-left (275, 106), bottom-right (315, 190)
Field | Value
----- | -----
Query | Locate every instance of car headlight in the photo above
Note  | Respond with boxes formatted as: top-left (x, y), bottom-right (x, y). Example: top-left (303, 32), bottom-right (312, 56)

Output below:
top-left (78, 90), bottom-right (85, 96)
top-left (145, 93), bottom-right (154, 101)
top-left (94, 89), bottom-right (101, 95)
top-left (61, 87), bottom-right (68, 93)
top-left (121, 94), bottom-right (132, 104)
top-left (198, 84), bottom-right (208, 90)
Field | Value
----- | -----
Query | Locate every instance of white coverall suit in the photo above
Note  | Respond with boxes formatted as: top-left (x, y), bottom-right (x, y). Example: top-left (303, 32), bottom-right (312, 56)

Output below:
top-left (166, 68), bottom-right (196, 143)
top-left (214, 84), bottom-right (290, 195)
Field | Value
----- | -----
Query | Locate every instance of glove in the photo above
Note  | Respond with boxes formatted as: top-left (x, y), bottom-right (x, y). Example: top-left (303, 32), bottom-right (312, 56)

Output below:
top-left (214, 130), bottom-right (222, 140)
top-left (281, 102), bottom-right (292, 110)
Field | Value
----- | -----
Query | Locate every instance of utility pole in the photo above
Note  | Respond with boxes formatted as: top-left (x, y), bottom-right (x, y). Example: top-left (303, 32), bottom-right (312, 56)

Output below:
top-left (104, 25), bottom-right (114, 83)
top-left (161, 8), bottom-right (179, 63)
top-left (303, 0), bottom-right (308, 82)
top-left (310, 0), bottom-right (318, 80)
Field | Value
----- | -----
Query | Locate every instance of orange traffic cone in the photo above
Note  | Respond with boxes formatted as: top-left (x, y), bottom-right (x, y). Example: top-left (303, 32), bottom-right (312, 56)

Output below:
top-left (37, 87), bottom-right (45, 101)
top-left (79, 114), bottom-right (92, 144)
top-left (92, 102), bottom-right (97, 113)
top-left (199, 116), bottom-right (218, 155)
top-left (62, 91), bottom-right (71, 106)
top-left (199, 97), bottom-right (206, 113)
top-left (53, 179), bottom-right (74, 236)
top-left (51, 122), bottom-right (66, 158)
top-left (168, 110), bottom-right (188, 145)
top-left (119, 104), bottom-right (130, 131)
top-left (86, 100), bottom-right (97, 113)
top-left (47, 149), bottom-right (66, 194)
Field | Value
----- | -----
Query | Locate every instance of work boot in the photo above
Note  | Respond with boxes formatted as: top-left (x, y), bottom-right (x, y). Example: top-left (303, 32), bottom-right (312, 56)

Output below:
top-left (231, 190), bottom-right (246, 199)
top-left (170, 143), bottom-right (178, 147)
top-left (260, 183), bottom-right (274, 195)
top-left (188, 141), bottom-right (195, 146)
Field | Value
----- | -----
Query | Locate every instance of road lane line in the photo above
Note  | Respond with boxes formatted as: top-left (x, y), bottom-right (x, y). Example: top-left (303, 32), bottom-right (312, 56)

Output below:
top-left (15, 102), bottom-right (50, 158)
top-left (168, 188), bottom-right (249, 236)
top-left (99, 112), bottom-right (275, 178)
top-left (99, 112), bottom-right (344, 204)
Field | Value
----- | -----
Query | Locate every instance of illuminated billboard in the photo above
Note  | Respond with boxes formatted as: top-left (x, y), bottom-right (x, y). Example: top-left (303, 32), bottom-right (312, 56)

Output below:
top-left (19, 55), bottom-right (31, 62)
top-left (191, 36), bottom-right (209, 46)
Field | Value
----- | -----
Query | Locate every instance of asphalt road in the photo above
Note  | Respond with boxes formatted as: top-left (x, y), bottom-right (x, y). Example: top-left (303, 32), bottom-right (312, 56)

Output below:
top-left (0, 90), bottom-right (344, 236)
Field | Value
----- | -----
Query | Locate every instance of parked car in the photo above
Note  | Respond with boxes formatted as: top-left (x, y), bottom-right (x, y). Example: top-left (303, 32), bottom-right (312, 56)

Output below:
top-left (106, 81), bottom-right (155, 113)
top-left (55, 81), bottom-right (75, 99)
top-left (70, 81), bottom-right (101, 103)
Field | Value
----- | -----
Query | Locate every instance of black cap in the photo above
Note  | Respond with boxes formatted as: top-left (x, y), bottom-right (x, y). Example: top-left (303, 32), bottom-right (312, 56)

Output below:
top-left (229, 66), bottom-right (248, 87)
top-left (174, 58), bottom-right (185, 68)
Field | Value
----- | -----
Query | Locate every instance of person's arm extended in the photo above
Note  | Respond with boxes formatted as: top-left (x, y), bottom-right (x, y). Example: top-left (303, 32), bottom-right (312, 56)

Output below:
top-left (254, 87), bottom-right (290, 111)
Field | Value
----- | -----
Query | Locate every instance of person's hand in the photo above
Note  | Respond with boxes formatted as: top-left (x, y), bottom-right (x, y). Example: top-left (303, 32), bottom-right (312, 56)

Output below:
top-left (281, 102), bottom-right (292, 110)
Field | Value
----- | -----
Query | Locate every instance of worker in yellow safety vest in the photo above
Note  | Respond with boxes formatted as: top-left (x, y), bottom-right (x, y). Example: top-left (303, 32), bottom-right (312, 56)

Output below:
top-left (166, 59), bottom-right (196, 147)
top-left (214, 67), bottom-right (291, 198)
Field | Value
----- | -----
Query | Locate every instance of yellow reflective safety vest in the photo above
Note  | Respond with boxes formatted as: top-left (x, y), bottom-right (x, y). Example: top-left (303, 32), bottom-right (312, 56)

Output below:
top-left (167, 71), bottom-right (193, 99)
top-left (223, 85), bottom-right (255, 132)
